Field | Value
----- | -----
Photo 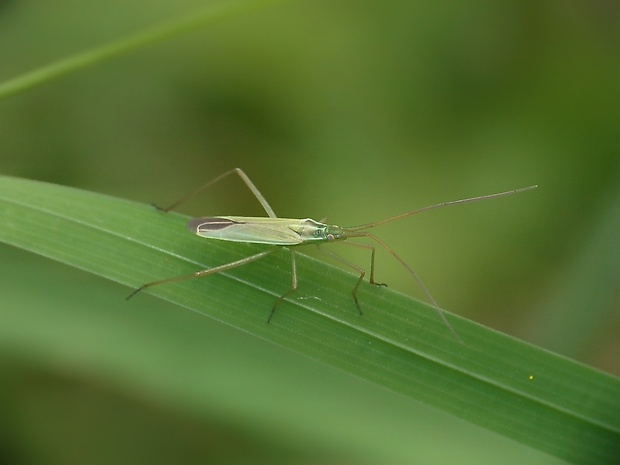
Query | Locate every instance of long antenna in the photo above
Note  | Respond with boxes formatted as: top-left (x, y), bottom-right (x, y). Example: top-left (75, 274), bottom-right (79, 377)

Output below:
top-left (346, 185), bottom-right (538, 231)
top-left (340, 184), bottom-right (537, 343)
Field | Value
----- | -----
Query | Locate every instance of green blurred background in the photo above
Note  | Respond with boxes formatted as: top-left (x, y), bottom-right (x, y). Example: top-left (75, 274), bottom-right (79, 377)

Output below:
top-left (1, 0), bottom-right (618, 463)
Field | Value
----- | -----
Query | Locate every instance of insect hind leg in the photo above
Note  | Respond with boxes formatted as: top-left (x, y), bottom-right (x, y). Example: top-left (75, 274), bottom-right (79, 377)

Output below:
top-left (155, 168), bottom-right (277, 218)
top-left (127, 248), bottom-right (278, 300)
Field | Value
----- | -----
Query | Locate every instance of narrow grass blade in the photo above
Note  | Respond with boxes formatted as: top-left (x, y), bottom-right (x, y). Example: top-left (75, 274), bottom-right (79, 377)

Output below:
top-left (0, 0), bottom-right (286, 101)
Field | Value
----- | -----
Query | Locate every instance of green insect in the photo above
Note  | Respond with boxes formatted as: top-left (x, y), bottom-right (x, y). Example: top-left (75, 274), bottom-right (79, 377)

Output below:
top-left (128, 168), bottom-right (537, 341)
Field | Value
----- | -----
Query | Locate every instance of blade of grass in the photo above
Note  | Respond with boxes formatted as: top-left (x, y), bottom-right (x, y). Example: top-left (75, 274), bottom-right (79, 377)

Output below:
top-left (0, 175), bottom-right (619, 464)
top-left (0, 0), bottom-right (287, 101)
top-left (0, 245), bottom-right (561, 465)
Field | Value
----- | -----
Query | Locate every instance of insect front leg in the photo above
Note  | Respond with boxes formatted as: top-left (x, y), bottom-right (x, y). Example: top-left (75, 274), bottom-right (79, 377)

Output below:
top-left (315, 244), bottom-right (366, 315)
top-left (337, 240), bottom-right (388, 288)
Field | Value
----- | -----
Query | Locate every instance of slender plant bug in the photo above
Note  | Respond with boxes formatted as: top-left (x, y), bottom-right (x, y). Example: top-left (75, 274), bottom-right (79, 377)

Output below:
top-left (128, 168), bottom-right (537, 342)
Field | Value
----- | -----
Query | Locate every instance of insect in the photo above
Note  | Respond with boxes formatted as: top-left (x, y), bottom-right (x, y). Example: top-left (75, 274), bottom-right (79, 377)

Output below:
top-left (127, 168), bottom-right (537, 341)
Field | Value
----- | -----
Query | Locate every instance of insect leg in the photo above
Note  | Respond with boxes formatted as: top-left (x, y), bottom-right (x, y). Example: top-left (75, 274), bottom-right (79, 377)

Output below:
top-left (346, 231), bottom-right (463, 343)
top-left (232, 168), bottom-right (277, 218)
top-left (268, 248), bottom-right (298, 322)
top-left (315, 244), bottom-right (366, 315)
top-left (126, 248), bottom-right (277, 300)
top-left (336, 240), bottom-right (388, 287)
top-left (156, 168), bottom-right (277, 218)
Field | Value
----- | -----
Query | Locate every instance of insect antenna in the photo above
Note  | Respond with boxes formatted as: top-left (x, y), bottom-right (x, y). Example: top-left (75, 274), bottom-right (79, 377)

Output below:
top-left (345, 185), bottom-right (538, 232)
top-left (339, 185), bottom-right (537, 342)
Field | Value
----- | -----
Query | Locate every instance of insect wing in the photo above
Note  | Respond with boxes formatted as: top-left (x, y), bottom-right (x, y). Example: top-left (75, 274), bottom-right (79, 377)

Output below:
top-left (188, 216), bottom-right (305, 245)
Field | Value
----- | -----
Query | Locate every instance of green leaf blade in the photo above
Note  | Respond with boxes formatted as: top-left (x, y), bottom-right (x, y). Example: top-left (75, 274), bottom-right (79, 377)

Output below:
top-left (1, 175), bottom-right (619, 464)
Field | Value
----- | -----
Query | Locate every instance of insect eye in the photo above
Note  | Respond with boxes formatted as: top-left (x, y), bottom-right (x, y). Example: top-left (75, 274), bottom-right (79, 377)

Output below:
top-left (327, 234), bottom-right (335, 241)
